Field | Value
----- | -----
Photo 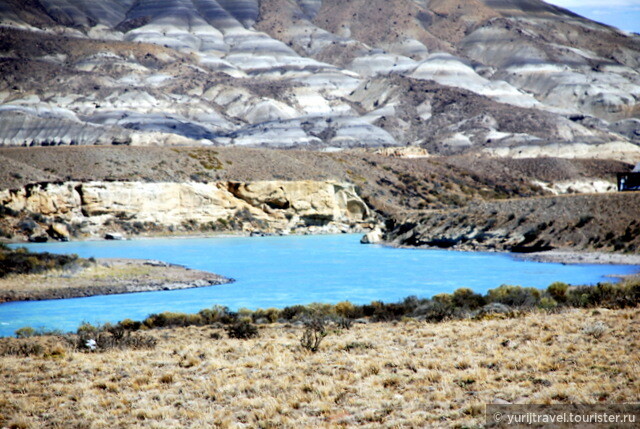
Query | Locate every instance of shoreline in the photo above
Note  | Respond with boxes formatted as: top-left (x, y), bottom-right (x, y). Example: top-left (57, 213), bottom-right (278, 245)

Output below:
top-left (11, 231), bottom-right (640, 266)
top-left (1, 226), bottom-right (371, 246)
top-left (513, 250), bottom-right (640, 266)
top-left (385, 241), bottom-right (640, 266)
top-left (0, 258), bottom-right (233, 303)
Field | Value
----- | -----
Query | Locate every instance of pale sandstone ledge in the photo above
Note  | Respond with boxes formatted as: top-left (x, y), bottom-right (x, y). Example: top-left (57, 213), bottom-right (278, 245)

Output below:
top-left (0, 258), bottom-right (232, 303)
top-left (0, 180), bottom-right (375, 241)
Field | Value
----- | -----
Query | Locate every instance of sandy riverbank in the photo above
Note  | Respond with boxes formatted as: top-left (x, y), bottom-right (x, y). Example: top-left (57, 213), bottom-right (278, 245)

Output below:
top-left (0, 258), bottom-right (232, 303)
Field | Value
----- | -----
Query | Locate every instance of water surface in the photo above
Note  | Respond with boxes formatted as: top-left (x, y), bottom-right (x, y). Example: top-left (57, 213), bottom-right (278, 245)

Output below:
top-left (1, 234), bottom-right (637, 336)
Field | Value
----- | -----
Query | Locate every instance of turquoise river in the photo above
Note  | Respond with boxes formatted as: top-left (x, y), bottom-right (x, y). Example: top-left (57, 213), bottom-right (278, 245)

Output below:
top-left (1, 234), bottom-right (638, 336)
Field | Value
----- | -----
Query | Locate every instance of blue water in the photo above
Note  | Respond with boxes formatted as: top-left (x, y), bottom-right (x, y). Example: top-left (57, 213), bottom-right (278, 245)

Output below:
top-left (1, 234), bottom-right (637, 336)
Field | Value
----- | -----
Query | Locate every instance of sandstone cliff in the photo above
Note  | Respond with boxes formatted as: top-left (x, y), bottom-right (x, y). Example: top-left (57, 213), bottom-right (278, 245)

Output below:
top-left (0, 180), bottom-right (373, 241)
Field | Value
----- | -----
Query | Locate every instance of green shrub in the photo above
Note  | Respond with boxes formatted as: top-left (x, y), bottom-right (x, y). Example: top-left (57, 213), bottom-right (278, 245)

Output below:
top-left (432, 293), bottom-right (453, 306)
top-left (0, 246), bottom-right (80, 278)
top-left (566, 281), bottom-right (640, 309)
top-left (335, 301), bottom-right (357, 318)
top-left (487, 285), bottom-right (540, 307)
top-left (538, 297), bottom-right (558, 310)
top-left (198, 305), bottom-right (237, 324)
top-left (77, 322), bottom-right (100, 336)
top-left (625, 280), bottom-right (640, 305)
top-left (547, 282), bottom-right (569, 303)
top-left (306, 303), bottom-right (334, 317)
top-left (252, 308), bottom-right (281, 323)
top-left (143, 312), bottom-right (204, 329)
top-left (225, 320), bottom-right (259, 339)
top-left (72, 322), bottom-right (156, 352)
top-left (15, 327), bottom-right (36, 339)
top-left (413, 299), bottom-right (454, 322)
top-left (281, 305), bottom-right (308, 320)
top-left (452, 288), bottom-right (486, 310)
top-left (118, 318), bottom-right (142, 331)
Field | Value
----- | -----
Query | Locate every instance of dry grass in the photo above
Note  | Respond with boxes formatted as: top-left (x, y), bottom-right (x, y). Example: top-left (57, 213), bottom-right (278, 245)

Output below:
top-left (1, 308), bottom-right (638, 428)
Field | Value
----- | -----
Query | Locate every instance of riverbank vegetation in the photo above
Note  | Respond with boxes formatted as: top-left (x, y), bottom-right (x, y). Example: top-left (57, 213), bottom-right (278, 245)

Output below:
top-left (0, 243), bottom-right (82, 278)
top-left (1, 307), bottom-right (638, 428)
top-left (4, 279), bottom-right (639, 355)
top-left (97, 279), bottom-right (640, 333)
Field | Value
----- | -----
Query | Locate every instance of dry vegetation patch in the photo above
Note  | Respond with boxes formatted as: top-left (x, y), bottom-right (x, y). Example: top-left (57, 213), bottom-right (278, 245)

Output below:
top-left (1, 308), bottom-right (638, 428)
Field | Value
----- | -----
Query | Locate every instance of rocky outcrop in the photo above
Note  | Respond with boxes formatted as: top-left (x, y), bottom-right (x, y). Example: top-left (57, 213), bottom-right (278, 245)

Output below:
top-left (0, 180), bottom-right (374, 240)
top-left (360, 227), bottom-right (383, 244)
top-left (386, 193), bottom-right (640, 253)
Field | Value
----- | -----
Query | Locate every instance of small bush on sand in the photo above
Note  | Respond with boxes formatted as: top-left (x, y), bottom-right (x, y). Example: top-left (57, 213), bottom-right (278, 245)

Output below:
top-left (582, 321), bottom-right (607, 339)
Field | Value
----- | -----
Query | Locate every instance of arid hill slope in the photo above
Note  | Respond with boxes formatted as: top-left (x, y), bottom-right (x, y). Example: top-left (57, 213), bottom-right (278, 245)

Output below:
top-left (387, 192), bottom-right (640, 253)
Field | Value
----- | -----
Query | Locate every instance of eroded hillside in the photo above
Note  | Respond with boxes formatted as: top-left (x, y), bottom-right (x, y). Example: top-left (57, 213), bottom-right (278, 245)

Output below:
top-left (0, 0), bottom-right (638, 160)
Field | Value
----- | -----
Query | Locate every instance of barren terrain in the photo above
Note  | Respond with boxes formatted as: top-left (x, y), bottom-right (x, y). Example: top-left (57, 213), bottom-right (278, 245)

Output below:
top-left (387, 192), bottom-right (640, 254)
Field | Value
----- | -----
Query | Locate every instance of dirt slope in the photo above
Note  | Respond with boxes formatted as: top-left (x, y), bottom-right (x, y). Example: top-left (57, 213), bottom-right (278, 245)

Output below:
top-left (387, 192), bottom-right (640, 253)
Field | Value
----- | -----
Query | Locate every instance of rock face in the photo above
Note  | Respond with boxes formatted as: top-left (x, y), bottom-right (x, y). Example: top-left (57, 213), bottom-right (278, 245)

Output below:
top-left (0, 0), bottom-right (638, 160)
top-left (386, 193), bottom-right (640, 253)
top-left (0, 180), bottom-right (373, 240)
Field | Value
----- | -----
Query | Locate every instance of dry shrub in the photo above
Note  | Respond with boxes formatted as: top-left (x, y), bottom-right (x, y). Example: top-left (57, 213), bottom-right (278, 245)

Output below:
top-left (71, 322), bottom-right (156, 352)
top-left (300, 318), bottom-right (327, 352)
top-left (0, 336), bottom-right (67, 358)
top-left (225, 320), bottom-right (259, 339)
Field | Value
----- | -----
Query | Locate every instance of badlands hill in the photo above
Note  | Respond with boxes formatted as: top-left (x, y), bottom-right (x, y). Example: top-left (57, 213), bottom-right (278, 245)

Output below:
top-left (0, 0), bottom-right (639, 159)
